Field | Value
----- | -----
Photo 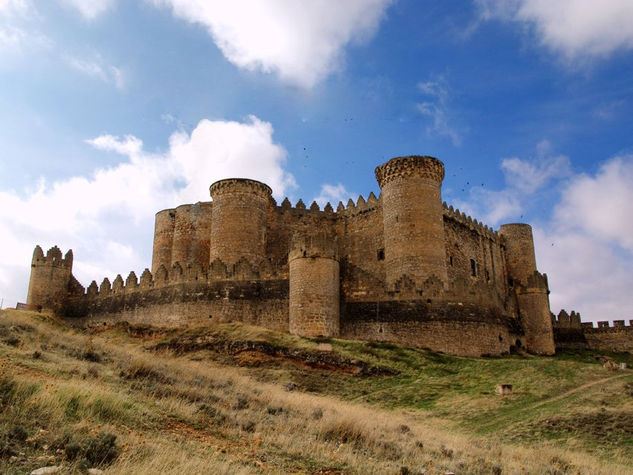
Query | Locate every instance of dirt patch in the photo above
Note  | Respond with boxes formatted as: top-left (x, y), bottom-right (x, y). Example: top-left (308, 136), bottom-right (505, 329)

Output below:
top-left (88, 322), bottom-right (173, 340)
top-left (152, 333), bottom-right (397, 376)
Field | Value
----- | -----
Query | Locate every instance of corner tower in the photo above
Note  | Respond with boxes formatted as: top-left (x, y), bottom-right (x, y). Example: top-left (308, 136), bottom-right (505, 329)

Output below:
top-left (288, 233), bottom-right (340, 338)
top-left (209, 178), bottom-right (272, 265)
top-left (499, 223), bottom-right (555, 355)
top-left (26, 245), bottom-right (74, 312)
top-left (375, 156), bottom-right (448, 287)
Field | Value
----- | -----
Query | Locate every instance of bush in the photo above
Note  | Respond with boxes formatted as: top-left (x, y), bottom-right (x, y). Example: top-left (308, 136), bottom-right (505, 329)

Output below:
top-left (83, 432), bottom-right (120, 466)
top-left (3, 336), bottom-right (20, 347)
top-left (0, 378), bottom-right (16, 406)
top-left (9, 425), bottom-right (28, 442)
top-left (83, 350), bottom-right (102, 363)
top-left (320, 419), bottom-right (366, 446)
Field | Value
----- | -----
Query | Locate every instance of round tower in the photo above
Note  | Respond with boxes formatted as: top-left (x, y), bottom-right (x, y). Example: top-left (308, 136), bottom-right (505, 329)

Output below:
top-left (209, 178), bottom-right (272, 265)
top-left (288, 233), bottom-right (340, 338)
top-left (499, 223), bottom-right (555, 355)
top-left (375, 155), bottom-right (447, 287)
top-left (191, 201), bottom-right (213, 268)
top-left (151, 208), bottom-right (175, 274)
top-left (26, 245), bottom-right (73, 312)
top-left (171, 204), bottom-right (195, 268)
top-left (498, 223), bottom-right (537, 285)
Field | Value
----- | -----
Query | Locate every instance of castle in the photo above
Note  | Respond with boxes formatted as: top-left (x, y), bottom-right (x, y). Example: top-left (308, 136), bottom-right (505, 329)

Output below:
top-left (26, 155), bottom-right (558, 357)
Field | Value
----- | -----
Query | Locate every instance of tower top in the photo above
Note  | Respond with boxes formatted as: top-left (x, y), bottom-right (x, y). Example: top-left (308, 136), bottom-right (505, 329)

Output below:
top-left (375, 155), bottom-right (445, 188)
top-left (209, 178), bottom-right (272, 199)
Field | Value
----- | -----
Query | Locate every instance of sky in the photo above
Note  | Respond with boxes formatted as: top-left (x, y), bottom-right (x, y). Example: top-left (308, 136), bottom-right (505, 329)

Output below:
top-left (1, 0), bottom-right (632, 323)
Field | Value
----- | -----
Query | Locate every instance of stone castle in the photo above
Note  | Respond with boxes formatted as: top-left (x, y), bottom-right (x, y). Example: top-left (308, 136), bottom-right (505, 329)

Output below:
top-left (26, 155), bottom-right (558, 356)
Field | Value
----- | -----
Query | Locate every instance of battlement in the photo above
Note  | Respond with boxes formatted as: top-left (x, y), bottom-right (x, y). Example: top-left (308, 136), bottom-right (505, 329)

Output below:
top-left (31, 245), bottom-right (73, 268)
top-left (442, 203), bottom-right (498, 240)
top-left (86, 257), bottom-right (287, 298)
top-left (375, 155), bottom-right (445, 188)
top-left (552, 310), bottom-right (633, 329)
top-left (276, 191), bottom-right (381, 217)
top-left (209, 178), bottom-right (273, 200)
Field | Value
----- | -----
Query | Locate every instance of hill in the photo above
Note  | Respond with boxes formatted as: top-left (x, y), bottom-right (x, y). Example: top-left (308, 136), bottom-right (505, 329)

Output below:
top-left (1, 309), bottom-right (632, 474)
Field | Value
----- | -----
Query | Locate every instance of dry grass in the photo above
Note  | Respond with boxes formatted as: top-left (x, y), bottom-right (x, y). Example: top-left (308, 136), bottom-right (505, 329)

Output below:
top-left (1, 309), bottom-right (632, 474)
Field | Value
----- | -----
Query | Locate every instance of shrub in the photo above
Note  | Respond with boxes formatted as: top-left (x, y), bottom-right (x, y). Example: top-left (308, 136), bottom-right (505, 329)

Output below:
top-left (266, 406), bottom-right (283, 415)
top-left (233, 396), bottom-right (249, 410)
top-left (9, 425), bottom-right (28, 442)
top-left (320, 419), bottom-right (366, 446)
top-left (83, 350), bottom-right (102, 363)
top-left (3, 336), bottom-right (20, 347)
top-left (83, 432), bottom-right (120, 466)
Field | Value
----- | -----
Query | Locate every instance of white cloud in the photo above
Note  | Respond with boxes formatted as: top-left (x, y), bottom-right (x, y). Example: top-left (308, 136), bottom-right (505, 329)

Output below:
top-left (0, 1), bottom-right (52, 54)
top-left (313, 183), bottom-right (356, 208)
top-left (65, 55), bottom-right (125, 89)
top-left (0, 116), bottom-right (295, 307)
top-left (534, 155), bottom-right (633, 320)
top-left (152, 0), bottom-right (392, 88)
top-left (60, 0), bottom-right (115, 19)
top-left (0, 0), bottom-right (28, 15)
top-left (552, 156), bottom-right (633, 253)
top-left (455, 144), bottom-right (633, 321)
top-left (416, 77), bottom-right (462, 147)
top-left (453, 141), bottom-right (569, 225)
top-left (500, 153), bottom-right (570, 194)
top-left (476, 0), bottom-right (633, 61)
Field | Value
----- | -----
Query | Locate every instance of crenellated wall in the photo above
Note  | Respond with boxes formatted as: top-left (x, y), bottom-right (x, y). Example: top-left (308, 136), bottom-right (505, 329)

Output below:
top-left (25, 155), bottom-right (574, 356)
top-left (552, 310), bottom-right (633, 352)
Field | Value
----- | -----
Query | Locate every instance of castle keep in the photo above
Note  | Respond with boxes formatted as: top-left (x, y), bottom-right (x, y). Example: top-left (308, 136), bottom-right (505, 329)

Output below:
top-left (26, 156), bottom-right (557, 356)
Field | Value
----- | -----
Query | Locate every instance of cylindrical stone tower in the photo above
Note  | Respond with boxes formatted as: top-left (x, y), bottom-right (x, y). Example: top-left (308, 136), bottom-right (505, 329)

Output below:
top-left (375, 155), bottom-right (448, 287)
top-left (209, 178), bottom-right (272, 265)
top-left (171, 204), bottom-right (196, 268)
top-left (499, 223), bottom-right (555, 355)
top-left (190, 201), bottom-right (213, 268)
top-left (499, 223), bottom-right (537, 285)
top-left (151, 208), bottom-right (175, 274)
top-left (288, 233), bottom-right (340, 338)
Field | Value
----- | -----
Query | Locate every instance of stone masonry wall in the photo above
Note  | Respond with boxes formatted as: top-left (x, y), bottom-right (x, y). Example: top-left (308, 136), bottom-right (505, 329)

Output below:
top-left (341, 300), bottom-right (523, 357)
top-left (65, 279), bottom-right (289, 332)
top-left (553, 313), bottom-right (633, 352)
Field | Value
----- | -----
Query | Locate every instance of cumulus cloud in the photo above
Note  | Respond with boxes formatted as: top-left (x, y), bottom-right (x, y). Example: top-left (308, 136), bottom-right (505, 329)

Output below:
top-left (453, 140), bottom-right (570, 225)
top-left (455, 143), bottom-right (633, 321)
top-left (0, 116), bottom-right (295, 307)
top-left (60, 0), bottom-right (115, 19)
top-left (535, 155), bottom-right (633, 320)
top-left (476, 0), bottom-right (633, 61)
top-left (416, 77), bottom-right (462, 147)
top-left (313, 183), bottom-right (356, 208)
top-left (64, 55), bottom-right (125, 89)
top-left (151, 0), bottom-right (392, 88)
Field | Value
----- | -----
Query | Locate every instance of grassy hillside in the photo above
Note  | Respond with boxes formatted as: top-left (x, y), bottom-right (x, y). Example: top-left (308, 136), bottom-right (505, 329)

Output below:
top-left (1, 309), bottom-right (632, 474)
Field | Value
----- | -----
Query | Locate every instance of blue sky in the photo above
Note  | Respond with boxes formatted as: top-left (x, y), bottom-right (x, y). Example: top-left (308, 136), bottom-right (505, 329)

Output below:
top-left (1, 0), bottom-right (632, 322)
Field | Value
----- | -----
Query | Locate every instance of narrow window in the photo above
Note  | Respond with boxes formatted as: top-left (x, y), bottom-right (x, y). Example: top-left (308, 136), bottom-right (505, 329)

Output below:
top-left (470, 259), bottom-right (476, 276)
top-left (377, 249), bottom-right (385, 261)
top-left (485, 269), bottom-right (490, 282)
top-left (449, 255), bottom-right (453, 266)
